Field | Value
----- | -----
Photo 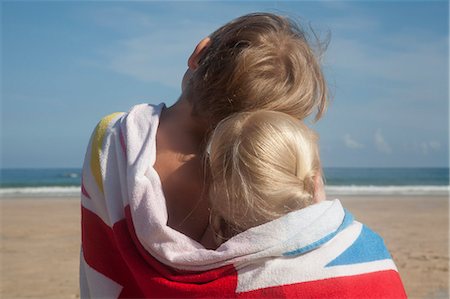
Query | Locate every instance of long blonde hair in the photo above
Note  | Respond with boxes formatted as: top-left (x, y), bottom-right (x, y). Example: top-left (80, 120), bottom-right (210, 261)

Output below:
top-left (207, 110), bottom-right (321, 243)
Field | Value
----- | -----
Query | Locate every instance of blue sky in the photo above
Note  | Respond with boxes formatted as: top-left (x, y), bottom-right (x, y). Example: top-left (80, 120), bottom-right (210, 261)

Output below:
top-left (1, 1), bottom-right (448, 168)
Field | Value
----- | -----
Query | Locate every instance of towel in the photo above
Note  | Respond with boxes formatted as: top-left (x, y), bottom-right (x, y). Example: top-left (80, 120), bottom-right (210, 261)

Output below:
top-left (80, 103), bottom-right (407, 298)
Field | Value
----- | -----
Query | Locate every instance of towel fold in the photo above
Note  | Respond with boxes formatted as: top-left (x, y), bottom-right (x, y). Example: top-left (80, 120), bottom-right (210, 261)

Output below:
top-left (80, 103), bottom-right (407, 298)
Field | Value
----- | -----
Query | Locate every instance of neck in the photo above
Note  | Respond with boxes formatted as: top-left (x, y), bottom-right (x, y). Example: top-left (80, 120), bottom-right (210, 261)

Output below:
top-left (155, 96), bottom-right (211, 243)
top-left (161, 97), bottom-right (208, 140)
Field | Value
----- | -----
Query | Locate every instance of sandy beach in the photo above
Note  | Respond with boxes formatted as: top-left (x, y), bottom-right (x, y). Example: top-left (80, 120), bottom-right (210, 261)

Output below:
top-left (1, 195), bottom-right (448, 299)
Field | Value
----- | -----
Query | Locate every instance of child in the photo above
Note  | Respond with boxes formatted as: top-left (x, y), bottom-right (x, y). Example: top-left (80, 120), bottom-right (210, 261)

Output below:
top-left (206, 110), bottom-right (321, 246)
top-left (154, 12), bottom-right (328, 241)
top-left (199, 110), bottom-right (407, 298)
top-left (185, 12), bottom-right (328, 127)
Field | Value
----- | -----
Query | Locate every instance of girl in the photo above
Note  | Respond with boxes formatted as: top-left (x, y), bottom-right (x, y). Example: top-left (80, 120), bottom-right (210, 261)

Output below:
top-left (207, 110), bottom-right (321, 246)
top-left (199, 110), bottom-right (407, 298)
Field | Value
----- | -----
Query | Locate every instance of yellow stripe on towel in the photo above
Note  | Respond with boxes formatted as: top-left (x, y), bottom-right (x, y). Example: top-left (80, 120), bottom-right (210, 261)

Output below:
top-left (90, 112), bottom-right (122, 194)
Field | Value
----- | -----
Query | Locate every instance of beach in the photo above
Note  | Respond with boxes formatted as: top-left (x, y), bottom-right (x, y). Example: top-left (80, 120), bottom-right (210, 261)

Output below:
top-left (1, 195), bottom-right (448, 299)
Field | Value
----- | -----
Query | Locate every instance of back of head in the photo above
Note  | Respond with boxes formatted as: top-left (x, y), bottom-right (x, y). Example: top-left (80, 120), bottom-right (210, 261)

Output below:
top-left (187, 13), bottom-right (328, 127)
top-left (208, 110), bottom-right (321, 243)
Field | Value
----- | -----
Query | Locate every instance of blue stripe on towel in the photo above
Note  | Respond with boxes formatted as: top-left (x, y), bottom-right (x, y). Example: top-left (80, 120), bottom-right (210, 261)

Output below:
top-left (325, 225), bottom-right (392, 267)
top-left (283, 210), bottom-right (354, 256)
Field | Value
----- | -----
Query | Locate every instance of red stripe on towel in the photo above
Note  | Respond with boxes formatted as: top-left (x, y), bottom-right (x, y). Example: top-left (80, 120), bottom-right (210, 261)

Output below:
top-left (81, 206), bottom-right (238, 298)
top-left (237, 269), bottom-right (407, 298)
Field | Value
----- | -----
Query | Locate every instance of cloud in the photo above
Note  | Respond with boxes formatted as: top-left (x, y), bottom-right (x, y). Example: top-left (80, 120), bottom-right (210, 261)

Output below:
top-left (90, 7), bottom-right (215, 88)
top-left (103, 33), bottom-right (192, 88)
top-left (374, 129), bottom-right (392, 154)
top-left (89, 6), bottom-right (155, 33)
top-left (417, 140), bottom-right (442, 155)
top-left (420, 142), bottom-right (429, 155)
top-left (343, 134), bottom-right (364, 149)
top-left (429, 141), bottom-right (441, 151)
top-left (322, 14), bottom-right (379, 33)
top-left (327, 34), bottom-right (447, 88)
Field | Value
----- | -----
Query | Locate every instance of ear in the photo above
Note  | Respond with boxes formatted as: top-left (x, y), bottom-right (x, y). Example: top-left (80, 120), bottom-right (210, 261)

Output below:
top-left (188, 37), bottom-right (211, 70)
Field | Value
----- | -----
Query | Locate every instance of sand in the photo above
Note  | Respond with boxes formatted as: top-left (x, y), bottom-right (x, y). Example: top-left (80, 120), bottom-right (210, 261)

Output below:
top-left (340, 196), bottom-right (449, 299)
top-left (1, 195), bottom-right (448, 299)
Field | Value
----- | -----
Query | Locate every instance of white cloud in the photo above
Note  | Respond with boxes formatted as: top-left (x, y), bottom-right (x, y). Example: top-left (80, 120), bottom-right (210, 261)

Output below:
top-left (90, 6), bottom-right (155, 33)
top-left (323, 14), bottom-right (379, 33)
top-left (103, 32), bottom-right (193, 88)
top-left (374, 129), bottom-right (392, 154)
top-left (429, 141), bottom-right (441, 151)
top-left (420, 142), bottom-right (429, 155)
top-left (418, 141), bottom-right (442, 155)
top-left (343, 134), bottom-right (364, 149)
top-left (326, 35), bottom-right (447, 88)
top-left (90, 7), bottom-right (214, 88)
top-left (99, 22), bottom-right (213, 88)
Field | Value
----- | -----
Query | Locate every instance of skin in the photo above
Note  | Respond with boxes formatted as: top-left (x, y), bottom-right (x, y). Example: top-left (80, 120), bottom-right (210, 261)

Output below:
top-left (154, 98), bottom-right (210, 242)
top-left (154, 38), bottom-right (212, 242)
top-left (154, 37), bottom-right (326, 246)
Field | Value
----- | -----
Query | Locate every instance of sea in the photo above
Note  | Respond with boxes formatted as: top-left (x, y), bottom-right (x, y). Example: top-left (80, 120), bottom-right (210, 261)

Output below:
top-left (0, 167), bottom-right (449, 198)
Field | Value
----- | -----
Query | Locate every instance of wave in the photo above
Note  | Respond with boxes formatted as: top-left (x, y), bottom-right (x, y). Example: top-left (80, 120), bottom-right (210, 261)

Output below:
top-left (61, 172), bottom-right (79, 179)
top-left (0, 186), bottom-right (81, 198)
top-left (325, 185), bottom-right (449, 196)
top-left (0, 185), bottom-right (449, 198)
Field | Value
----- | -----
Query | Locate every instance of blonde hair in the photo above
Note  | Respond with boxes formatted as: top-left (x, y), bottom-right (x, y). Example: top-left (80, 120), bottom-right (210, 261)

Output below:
top-left (208, 110), bottom-right (321, 243)
top-left (187, 12), bottom-right (328, 127)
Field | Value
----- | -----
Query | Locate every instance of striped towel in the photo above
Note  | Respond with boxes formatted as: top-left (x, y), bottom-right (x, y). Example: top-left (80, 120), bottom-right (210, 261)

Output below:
top-left (80, 103), bottom-right (407, 298)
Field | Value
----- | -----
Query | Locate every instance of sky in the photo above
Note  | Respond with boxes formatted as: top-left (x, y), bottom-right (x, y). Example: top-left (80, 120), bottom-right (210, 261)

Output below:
top-left (1, 1), bottom-right (449, 168)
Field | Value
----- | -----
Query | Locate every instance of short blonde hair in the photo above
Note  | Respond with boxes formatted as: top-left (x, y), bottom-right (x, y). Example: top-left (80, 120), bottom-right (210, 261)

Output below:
top-left (187, 13), bottom-right (328, 126)
top-left (208, 110), bottom-right (321, 243)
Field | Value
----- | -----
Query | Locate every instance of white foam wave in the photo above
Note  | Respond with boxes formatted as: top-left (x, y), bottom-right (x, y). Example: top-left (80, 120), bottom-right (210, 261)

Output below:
top-left (0, 186), bottom-right (80, 198)
top-left (1, 185), bottom-right (448, 198)
top-left (325, 185), bottom-right (449, 196)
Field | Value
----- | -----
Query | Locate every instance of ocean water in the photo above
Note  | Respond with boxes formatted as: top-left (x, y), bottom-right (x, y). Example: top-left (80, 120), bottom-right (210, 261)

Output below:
top-left (0, 167), bottom-right (448, 197)
top-left (1, 168), bottom-right (82, 197)
top-left (323, 167), bottom-right (449, 196)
